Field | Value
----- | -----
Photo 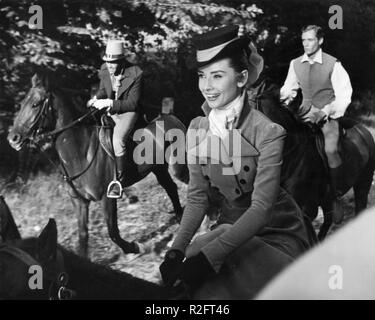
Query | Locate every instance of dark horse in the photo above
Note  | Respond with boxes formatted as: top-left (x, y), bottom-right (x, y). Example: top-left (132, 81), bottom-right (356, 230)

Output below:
top-left (0, 205), bottom-right (285, 300)
top-left (249, 81), bottom-right (375, 239)
top-left (0, 218), bottom-right (177, 299)
top-left (8, 72), bottom-right (188, 256)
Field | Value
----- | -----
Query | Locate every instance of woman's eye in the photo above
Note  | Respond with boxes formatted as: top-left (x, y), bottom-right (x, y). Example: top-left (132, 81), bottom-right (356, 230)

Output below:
top-left (213, 74), bottom-right (222, 79)
top-left (198, 74), bottom-right (204, 79)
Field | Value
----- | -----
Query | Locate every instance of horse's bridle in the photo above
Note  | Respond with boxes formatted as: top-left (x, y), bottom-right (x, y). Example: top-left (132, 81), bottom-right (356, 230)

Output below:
top-left (0, 243), bottom-right (76, 300)
top-left (22, 91), bottom-right (101, 201)
top-left (27, 92), bottom-right (98, 145)
top-left (20, 92), bottom-right (56, 146)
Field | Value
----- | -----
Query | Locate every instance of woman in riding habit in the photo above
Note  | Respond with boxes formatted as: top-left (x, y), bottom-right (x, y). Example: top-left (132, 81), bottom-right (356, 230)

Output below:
top-left (159, 25), bottom-right (311, 298)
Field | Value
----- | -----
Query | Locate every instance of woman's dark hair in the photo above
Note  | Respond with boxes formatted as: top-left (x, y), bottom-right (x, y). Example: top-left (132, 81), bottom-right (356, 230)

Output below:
top-left (227, 48), bottom-right (254, 75)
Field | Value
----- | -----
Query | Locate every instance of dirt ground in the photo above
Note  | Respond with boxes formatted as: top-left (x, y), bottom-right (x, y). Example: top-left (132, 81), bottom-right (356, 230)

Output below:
top-left (1, 169), bottom-right (375, 285)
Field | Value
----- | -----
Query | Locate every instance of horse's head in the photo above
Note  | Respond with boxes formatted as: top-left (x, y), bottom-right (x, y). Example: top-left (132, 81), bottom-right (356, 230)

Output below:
top-left (0, 218), bottom-right (73, 299)
top-left (0, 195), bottom-right (21, 243)
top-left (249, 80), bottom-right (301, 132)
top-left (281, 89), bottom-right (305, 118)
top-left (8, 72), bottom-right (57, 151)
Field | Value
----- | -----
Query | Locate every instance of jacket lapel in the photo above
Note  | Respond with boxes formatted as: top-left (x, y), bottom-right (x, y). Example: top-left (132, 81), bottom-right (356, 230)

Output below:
top-left (116, 68), bottom-right (135, 99)
top-left (102, 72), bottom-right (113, 98)
top-left (187, 97), bottom-right (259, 165)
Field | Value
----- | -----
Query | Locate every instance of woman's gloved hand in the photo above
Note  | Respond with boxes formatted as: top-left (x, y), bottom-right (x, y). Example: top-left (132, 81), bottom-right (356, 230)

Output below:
top-left (178, 251), bottom-right (215, 292)
top-left (159, 249), bottom-right (185, 287)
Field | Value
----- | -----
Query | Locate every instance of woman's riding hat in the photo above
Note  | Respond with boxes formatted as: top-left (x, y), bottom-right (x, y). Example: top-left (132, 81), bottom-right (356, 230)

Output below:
top-left (188, 25), bottom-right (264, 85)
top-left (102, 40), bottom-right (127, 62)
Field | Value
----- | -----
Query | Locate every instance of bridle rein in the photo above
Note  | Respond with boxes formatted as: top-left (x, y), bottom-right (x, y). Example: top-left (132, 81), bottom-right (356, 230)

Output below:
top-left (24, 91), bottom-right (101, 200)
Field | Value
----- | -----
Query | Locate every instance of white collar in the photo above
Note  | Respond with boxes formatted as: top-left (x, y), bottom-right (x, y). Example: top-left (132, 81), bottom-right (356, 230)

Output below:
top-left (208, 92), bottom-right (245, 139)
top-left (301, 48), bottom-right (323, 64)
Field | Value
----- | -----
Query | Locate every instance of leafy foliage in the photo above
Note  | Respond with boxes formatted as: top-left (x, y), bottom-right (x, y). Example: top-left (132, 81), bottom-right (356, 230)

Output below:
top-left (0, 0), bottom-right (374, 121)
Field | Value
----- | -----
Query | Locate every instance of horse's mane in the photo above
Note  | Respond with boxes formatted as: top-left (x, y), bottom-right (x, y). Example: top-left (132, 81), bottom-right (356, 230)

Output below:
top-left (248, 79), bottom-right (318, 190)
top-left (7, 237), bottom-right (167, 299)
top-left (33, 70), bottom-right (91, 121)
top-left (60, 245), bottom-right (166, 299)
top-left (53, 88), bottom-right (91, 119)
top-left (250, 78), bottom-right (305, 134)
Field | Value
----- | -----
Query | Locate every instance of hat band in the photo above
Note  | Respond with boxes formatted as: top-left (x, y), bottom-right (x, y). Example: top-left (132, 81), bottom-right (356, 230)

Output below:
top-left (104, 53), bottom-right (124, 60)
top-left (196, 37), bottom-right (238, 63)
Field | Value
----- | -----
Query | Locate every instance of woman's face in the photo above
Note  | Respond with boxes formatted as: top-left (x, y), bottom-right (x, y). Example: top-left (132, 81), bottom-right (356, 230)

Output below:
top-left (198, 58), bottom-right (247, 110)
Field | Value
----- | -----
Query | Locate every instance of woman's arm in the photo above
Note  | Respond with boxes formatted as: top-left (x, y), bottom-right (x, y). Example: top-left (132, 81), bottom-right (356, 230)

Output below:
top-left (171, 119), bottom-right (211, 253)
top-left (201, 123), bottom-right (286, 272)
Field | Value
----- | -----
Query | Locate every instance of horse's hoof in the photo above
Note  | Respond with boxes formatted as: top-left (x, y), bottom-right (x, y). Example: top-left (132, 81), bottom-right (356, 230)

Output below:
top-left (107, 253), bottom-right (120, 264)
top-left (128, 195), bottom-right (139, 204)
top-left (137, 242), bottom-right (153, 255)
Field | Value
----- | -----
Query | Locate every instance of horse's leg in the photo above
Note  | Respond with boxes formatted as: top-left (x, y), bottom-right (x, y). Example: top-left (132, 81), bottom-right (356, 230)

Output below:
top-left (101, 197), bottom-right (139, 254)
top-left (71, 197), bottom-right (90, 257)
top-left (152, 165), bottom-right (183, 220)
top-left (353, 162), bottom-right (375, 215)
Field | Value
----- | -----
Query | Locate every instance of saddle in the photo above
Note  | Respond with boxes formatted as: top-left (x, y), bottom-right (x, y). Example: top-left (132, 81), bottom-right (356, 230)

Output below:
top-left (313, 117), bottom-right (372, 199)
top-left (98, 113), bottom-right (176, 165)
top-left (314, 117), bottom-right (359, 174)
top-left (313, 117), bottom-right (358, 174)
top-left (98, 114), bottom-right (146, 163)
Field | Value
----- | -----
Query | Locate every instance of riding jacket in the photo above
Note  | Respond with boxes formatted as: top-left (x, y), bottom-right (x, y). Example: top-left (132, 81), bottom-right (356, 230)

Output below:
top-left (171, 94), bottom-right (311, 272)
top-left (96, 62), bottom-right (143, 115)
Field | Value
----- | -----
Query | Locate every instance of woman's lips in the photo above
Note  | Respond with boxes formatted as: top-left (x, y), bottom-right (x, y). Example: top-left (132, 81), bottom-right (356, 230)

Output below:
top-left (205, 94), bottom-right (220, 101)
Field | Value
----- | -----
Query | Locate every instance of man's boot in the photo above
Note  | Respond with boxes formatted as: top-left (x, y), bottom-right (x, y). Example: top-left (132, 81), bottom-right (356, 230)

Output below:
top-left (107, 156), bottom-right (125, 199)
top-left (330, 165), bottom-right (345, 224)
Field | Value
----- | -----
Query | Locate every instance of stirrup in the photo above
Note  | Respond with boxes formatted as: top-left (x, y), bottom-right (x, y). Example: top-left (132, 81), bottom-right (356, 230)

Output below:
top-left (107, 180), bottom-right (123, 199)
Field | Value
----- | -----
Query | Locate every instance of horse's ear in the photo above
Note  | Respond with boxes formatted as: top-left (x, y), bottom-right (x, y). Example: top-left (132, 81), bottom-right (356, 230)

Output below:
top-left (31, 72), bottom-right (50, 90)
top-left (37, 218), bottom-right (57, 263)
top-left (0, 195), bottom-right (21, 241)
top-left (31, 73), bottom-right (43, 88)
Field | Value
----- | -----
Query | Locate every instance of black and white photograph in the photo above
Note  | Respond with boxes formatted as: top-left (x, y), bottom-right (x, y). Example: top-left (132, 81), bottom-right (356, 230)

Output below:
top-left (1, 0), bottom-right (375, 306)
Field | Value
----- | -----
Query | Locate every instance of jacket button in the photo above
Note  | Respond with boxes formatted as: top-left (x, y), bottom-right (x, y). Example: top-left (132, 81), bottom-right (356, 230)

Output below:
top-left (235, 188), bottom-right (241, 194)
top-left (204, 175), bottom-right (210, 180)
top-left (244, 165), bottom-right (250, 172)
top-left (240, 179), bottom-right (246, 184)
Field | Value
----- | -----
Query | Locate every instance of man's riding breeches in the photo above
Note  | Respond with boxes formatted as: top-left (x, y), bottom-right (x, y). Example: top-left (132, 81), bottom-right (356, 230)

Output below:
top-left (111, 112), bottom-right (138, 157)
top-left (321, 119), bottom-right (340, 156)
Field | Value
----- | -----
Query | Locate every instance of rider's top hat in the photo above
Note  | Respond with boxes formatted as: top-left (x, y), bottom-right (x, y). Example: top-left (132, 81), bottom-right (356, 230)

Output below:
top-left (188, 25), bottom-right (264, 85)
top-left (102, 40), bottom-right (127, 62)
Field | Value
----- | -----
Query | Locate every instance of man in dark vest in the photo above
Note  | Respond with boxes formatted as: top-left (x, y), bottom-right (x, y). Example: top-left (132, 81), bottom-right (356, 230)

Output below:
top-left (280, 25), bottom-right (352, 223)
top-left (88, 40), bottom-right (143, 198)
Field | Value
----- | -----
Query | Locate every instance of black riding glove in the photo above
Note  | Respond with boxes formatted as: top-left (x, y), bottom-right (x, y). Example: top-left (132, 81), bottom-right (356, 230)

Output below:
top-left (159, 249), bottom-right (185, 286)
top-left (178, 251), bottom-right (215, 292)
